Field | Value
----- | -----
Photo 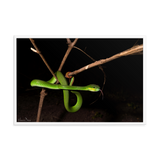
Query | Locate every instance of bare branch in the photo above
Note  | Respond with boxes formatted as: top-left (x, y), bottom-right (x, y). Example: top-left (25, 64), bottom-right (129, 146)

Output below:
top-left (58, 38), bottom-right (78, 71)
top-left (29, 38), bottom-right (58, 122)
top-left (68, 44), bottom-right (143, 76)
top-left (66, 38), bottom-right (72, 44)
top-left (29, 38), bottom-right (41, 53)
top-left (29, 38), bottom-right (58, 82)
top-left (72, 45), bottom-right (106, 104)
top-left (36, 89), bottom-right (47, 122)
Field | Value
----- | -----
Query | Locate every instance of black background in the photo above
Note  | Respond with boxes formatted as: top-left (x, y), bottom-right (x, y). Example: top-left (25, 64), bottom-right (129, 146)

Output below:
top-left (17, 38), bottom-right (143, 94)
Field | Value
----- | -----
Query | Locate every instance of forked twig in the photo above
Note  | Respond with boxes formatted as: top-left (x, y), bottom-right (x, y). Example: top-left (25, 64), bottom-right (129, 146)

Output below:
top-left (69, 43), bottom-right (142, 104)
top-left (29, 38), bottom-right (78, 122)
top-left (30, 38), bottom-right (58, 122)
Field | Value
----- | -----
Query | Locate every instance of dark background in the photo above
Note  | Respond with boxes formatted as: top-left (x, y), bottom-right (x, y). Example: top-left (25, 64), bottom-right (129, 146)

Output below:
top-left (17, 38), bottom-right (143, 92)
top-left (17, 38), bottom-right (143, 122)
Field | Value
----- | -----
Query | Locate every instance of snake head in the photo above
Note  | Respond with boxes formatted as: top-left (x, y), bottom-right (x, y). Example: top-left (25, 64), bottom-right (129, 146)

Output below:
top-left (87, 84), bottom-right (100, 92)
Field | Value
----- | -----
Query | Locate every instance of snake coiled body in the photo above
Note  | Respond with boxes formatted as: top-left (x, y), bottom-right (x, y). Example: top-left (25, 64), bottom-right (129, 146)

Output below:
top-left (30, 71), bottom-right (100, 112)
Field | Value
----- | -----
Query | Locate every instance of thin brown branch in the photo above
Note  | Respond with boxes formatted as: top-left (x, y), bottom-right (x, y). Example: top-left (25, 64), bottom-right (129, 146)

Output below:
top-left (66, 38), bottom-right (72, 44)
top-left (36, 89), bottom-right (47, 122)
top-left (72, 46), bottom-right (106, 104)
top-left (29, 39), bottom-right (41, 53)
top-left (68, 44), bottom-right (143, 76)
top-left (29, 38), bottom-right (58, 122)
top-left (29, 38), bottom-right (58, 82)
top-left (58, 38), bottom-right (78, 71)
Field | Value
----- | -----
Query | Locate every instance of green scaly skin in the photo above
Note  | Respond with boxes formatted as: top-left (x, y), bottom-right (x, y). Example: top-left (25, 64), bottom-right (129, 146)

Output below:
top-left (30, 71), bottom-right (100, 112)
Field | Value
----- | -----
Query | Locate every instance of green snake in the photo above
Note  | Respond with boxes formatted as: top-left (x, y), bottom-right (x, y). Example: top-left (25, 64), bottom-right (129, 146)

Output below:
top-left (30, 71), bottom-right (101, 112)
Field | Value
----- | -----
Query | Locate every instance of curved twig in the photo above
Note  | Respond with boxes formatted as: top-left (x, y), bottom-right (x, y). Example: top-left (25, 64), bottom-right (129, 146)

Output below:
top-left (72, 46), bottom-right (106, 104)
